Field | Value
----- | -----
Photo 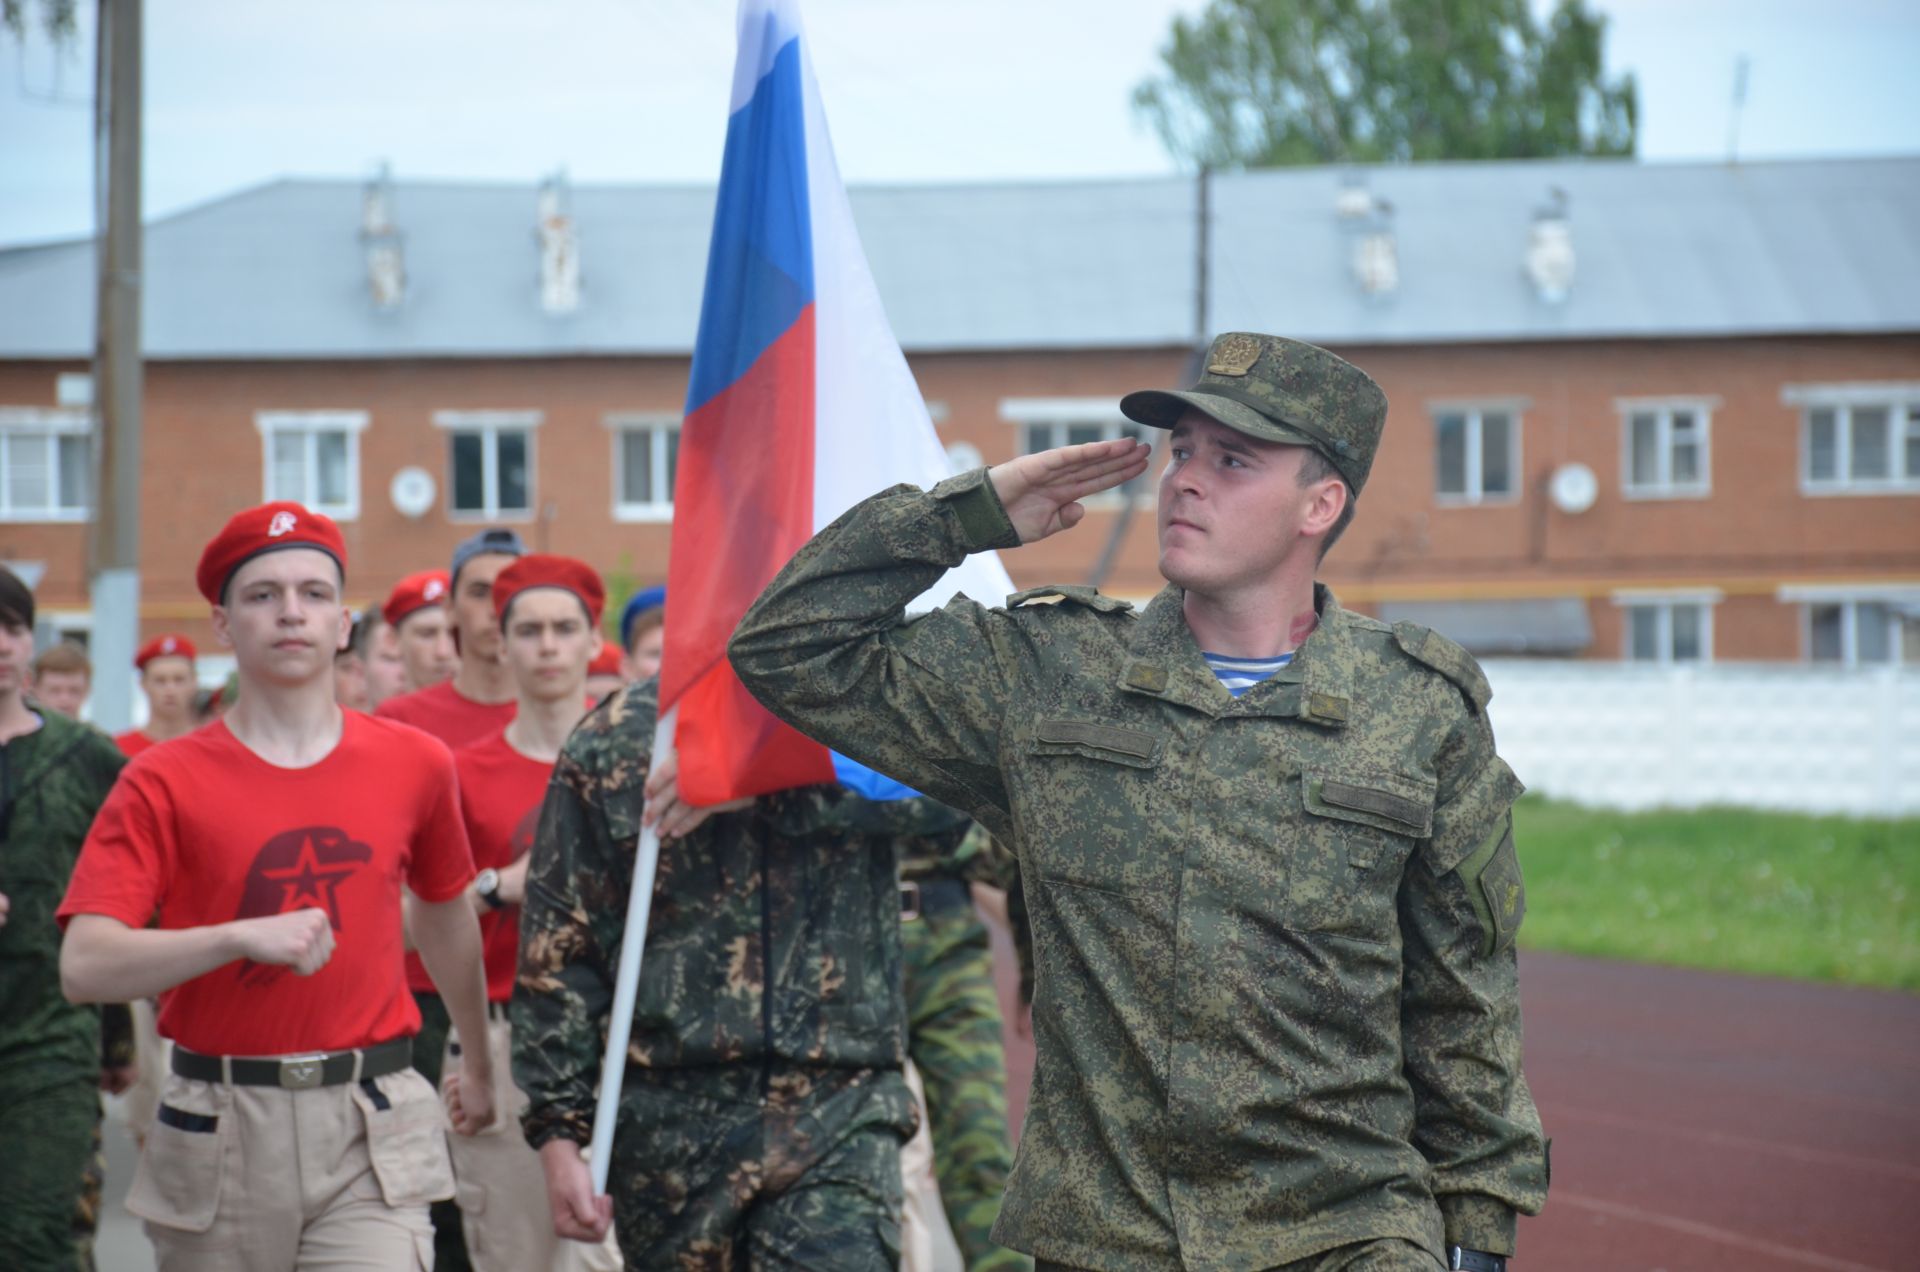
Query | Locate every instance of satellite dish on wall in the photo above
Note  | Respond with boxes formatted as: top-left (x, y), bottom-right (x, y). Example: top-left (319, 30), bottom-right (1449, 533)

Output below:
top-left (1548, 462), bottom-right (1598, 515)
top-left (390, 467), bottom-right (437, 519)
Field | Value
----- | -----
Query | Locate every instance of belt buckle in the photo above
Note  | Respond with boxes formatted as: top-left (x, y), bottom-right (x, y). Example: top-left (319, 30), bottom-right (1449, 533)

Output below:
top-left (899, 880), bottom-right (922, 922)
top-left (278, 1053), bottom-right (330, 1089)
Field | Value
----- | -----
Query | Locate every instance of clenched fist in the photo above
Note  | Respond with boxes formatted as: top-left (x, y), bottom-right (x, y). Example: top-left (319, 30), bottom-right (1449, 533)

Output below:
top-left (233, 907), bottom-right (335, 976)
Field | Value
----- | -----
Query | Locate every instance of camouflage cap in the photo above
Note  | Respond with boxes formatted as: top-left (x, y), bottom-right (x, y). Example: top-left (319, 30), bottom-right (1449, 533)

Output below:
top-left (1119, 333), bottom-right (1389, 494)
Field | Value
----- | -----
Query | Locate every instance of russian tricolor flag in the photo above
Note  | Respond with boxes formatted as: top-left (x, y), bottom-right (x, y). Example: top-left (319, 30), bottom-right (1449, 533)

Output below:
top-left (660, 0), bottom-right (1014, 806)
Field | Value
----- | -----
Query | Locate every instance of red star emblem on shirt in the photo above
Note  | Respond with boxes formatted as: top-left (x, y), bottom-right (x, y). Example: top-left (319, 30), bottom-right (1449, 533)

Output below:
top-left (259, 831), bottom-right (359, 927)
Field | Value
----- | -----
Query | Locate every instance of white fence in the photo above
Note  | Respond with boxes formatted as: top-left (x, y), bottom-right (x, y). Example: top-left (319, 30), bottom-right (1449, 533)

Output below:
top-left (1484, 661), bottom-right (1920, 818)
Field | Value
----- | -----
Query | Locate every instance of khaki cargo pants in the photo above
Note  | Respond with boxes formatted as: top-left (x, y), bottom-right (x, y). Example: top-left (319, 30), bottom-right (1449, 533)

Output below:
top-left (127, 1066), bottom-right (450, 1271)
top-left (443, 1013), bottom-right (622, 1272)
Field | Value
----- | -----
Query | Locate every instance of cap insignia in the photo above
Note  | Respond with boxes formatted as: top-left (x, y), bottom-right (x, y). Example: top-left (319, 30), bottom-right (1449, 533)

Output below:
top-left (268, 511), bottom-right (298, 538)
top-left (1206, 334), bottom-right (1264, 377)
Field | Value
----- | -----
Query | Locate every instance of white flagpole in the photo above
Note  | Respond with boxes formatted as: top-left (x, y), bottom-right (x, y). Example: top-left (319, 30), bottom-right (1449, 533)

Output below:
top-left (588, 708), bottom-right (677, 1197)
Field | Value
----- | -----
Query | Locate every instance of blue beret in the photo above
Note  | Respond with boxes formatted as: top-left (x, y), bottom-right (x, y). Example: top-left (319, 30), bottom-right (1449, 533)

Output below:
top-left (621, 585), bottom-right (666, 649)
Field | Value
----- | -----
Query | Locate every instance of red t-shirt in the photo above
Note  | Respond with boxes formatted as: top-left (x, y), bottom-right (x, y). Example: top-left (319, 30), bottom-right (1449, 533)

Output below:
top-left (114, 730), bottom-right (154, 758)
top-left (375, 679), bottom-right (517, 750)
top-left (405, 729), bottom-right (549, 1000)
top-left (59, 712), bottom-right (475, 1056)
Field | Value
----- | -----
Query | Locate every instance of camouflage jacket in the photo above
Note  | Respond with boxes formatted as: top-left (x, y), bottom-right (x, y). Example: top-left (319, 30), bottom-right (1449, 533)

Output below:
top-left (511, 679), bottom-right (952, 1151)
top-left (0, 708), bottom-right (125, 1086)
top-left (731, 470), bottom-right (1550, 1270)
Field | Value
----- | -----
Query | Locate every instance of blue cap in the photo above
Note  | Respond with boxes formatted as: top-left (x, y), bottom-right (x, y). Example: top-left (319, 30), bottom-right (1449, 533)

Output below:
top-left (449, 528), bottom-right (526, 588)
top-left (620, 585), bottom-right (666, 649)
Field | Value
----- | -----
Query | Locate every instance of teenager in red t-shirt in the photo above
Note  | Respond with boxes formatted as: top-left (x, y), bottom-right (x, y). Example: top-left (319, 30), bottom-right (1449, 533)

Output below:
top-left (114, 634), bottom-right (198, 757)
top-left (58, 501), bottom-right (497, 1272)
top-left (436, 554), bottom-right (621, 1271)
top-left (375, 528), bottom-right (523, 750)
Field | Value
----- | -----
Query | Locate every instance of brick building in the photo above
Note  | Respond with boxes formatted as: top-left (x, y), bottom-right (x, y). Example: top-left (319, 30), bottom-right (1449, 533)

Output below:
top-left (1, 157), bottom-right (1915, 667)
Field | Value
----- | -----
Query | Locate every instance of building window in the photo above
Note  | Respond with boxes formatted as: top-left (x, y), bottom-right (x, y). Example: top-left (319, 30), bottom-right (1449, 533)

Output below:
top-left (1804, 599), bottom-right (1917, 666)
top-left (999, 398), bottom-right (1153, 502)
top-left (1621, 400), bottom-right (1713, 498)
top-left (435, 411), bottom-right (539, 520)
top-left (610, 415), bottom-right (680, 521)
top-left (1614, 592), bottom-right (1716, 663)
top-left (1433, 406), bottom-right (1519, 504)
top-left (255, 411), bottom-right (366, 520)
top-left (1787, 384), bottom-right (1920, 494)
top-left (0, 408), bottom-right (91, 522)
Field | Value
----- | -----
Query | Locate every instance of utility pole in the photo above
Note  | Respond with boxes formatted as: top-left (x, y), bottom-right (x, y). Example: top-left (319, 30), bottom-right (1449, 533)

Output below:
top-left (88, 0), bottom-right (143, 731)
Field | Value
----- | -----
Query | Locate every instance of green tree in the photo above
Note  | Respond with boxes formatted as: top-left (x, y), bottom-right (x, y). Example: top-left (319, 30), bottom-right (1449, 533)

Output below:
top-left (1134, 0), bottom-right (1636, 168)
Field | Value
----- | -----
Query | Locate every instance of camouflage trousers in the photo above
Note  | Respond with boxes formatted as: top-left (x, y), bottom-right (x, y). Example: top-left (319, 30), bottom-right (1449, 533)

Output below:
top-left (0, 1074), bottom-right (99, 1270)
top-left (1036, 1237), bottom-right (1441, 1271)
top-left (412, 990), bottom-right (472, 1272)
top-left (72, 1112), bottom-right (104, 1272)
top-left (610, 1065), bottom-right (915, 1270)
top-left (902, 894), bottom-right (1028, 1272)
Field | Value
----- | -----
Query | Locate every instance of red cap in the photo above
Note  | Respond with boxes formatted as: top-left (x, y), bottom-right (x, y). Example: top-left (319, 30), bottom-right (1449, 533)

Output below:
top-left (195, 501), bottom-right (347, 604)
top-left (492, 554), bottom-right (605, 626)
top-left (382, 570), bottom-right (451, 627)
top-left (135, 634), bottom-right (197, 670)
top-left (587, 645), bottom-right (624, 677)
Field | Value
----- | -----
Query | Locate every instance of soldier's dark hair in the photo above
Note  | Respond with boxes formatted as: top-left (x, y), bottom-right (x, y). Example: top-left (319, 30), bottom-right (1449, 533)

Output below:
top-left (1296, 449), bottom-right (1356, 560)
top-left (0, 565), bottom-right (33, 631)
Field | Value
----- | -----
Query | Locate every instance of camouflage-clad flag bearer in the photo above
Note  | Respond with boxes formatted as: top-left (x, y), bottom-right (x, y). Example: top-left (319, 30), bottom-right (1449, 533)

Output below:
top-left (436, 554), bottom-right (621, 1272)
top-left (0, 565), bottom-right (129, 1269)
top-left (733, 334), bottom-right (1549, 1272)
top-left (58, 501), bottom-right (498, 1272)
top-left (512, 683), bottom-right (971, 1268)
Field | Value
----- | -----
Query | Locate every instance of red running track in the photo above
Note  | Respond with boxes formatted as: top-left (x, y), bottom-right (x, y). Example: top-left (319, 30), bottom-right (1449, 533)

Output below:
top-left (985, 931), bottom-right (1920, 1270)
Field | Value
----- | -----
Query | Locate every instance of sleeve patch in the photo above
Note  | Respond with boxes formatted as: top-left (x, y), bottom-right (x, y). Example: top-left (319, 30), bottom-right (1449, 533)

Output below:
top-left (1458, 815), bottom-right (1525, 957)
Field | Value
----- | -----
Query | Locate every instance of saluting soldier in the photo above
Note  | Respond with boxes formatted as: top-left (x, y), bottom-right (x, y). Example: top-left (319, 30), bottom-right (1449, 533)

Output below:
top-left (58, 501), bottom-right (497, 1271)
top-left (732, 334), bottom-right (1549, 1272)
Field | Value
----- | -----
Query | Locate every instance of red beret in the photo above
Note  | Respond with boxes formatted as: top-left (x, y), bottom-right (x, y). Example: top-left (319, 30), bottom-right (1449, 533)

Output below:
top-left (587, 644), bottom-right (624, 677)
top-left (492, 554), bottom-right (605, 627)
top-left (195, 501), bottom-right (347, 604)
top-left (382, 570), bottom-right (451, 627)
top-left (135, 634), bottom-right (197, 670)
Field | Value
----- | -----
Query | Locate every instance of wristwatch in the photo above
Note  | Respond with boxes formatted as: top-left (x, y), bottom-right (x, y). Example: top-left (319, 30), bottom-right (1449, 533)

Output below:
top-left (1448, 1249), bottom-right (1506, 1272)
top-left (474, 868), bottom-right (504, 910)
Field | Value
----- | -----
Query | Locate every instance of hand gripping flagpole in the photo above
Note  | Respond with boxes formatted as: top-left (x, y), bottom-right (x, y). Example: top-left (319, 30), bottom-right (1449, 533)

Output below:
top-left (588, 708), bottom-right (676, 1197)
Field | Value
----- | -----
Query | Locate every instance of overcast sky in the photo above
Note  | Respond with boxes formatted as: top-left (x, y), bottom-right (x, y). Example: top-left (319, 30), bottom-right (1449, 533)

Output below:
top-left (1, 0), bottom-right (1916, 248)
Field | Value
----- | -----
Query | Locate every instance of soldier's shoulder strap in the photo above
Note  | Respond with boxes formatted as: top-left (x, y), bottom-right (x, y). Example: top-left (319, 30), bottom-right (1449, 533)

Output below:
top-left (1392, 620), bottom-right (1492, 714)
top-left (1005, 584), bottom-right (1134, 615)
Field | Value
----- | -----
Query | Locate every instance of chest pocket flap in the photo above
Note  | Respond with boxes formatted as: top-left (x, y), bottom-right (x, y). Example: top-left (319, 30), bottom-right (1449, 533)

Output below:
top-left (1303, 769), bottom-right (1436, 839)
top-left (1031, 717), bottom-right (1164, 769)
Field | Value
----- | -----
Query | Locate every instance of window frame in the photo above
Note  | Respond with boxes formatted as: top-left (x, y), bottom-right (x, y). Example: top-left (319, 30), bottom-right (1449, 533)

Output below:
top-left (1784, 383), bottom-right (1920, 496)
top-left (0, 407), bottom-right (93, 523)
top-left (254, 410), bottom-right (368, 521)
top-left (1780, 584), bottom-right (1920, 667)
top-left (1428, 399), bottom-right (1525, 507)
top-left (998, 397), bottom-right (1155, 507)
top-left (1611, 589), bottom-right (1720, 665)
top-left (1618, 397), bottom-right (1716, 500)
top-left (607, 412), bottom-right (682, 523)
top-left (434, 410), bottom-right (541, 523)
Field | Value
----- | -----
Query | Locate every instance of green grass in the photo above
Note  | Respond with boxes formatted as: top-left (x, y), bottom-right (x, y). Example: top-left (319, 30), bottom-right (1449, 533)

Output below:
top-left (1512, 797), bottom-right (1920, 992)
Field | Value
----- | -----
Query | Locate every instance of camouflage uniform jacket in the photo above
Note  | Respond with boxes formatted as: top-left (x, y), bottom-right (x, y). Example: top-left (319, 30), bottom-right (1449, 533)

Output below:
top-left (730, 470), bottom-right (1550, 1271)
top-left (511, 679), bottom-right (920, 1152)
top-left (0, 709), bottom-right (125, 1088)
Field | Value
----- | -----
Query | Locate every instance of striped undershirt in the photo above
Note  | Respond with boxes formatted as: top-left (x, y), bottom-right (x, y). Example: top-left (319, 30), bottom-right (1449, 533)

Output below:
top-left (1201, 650), bottom-right (1294, 697)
